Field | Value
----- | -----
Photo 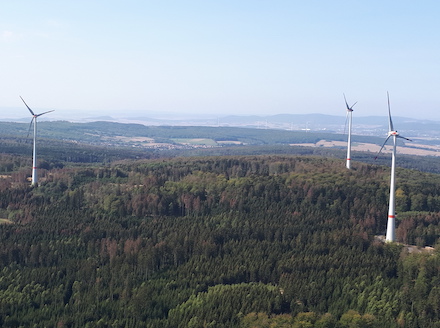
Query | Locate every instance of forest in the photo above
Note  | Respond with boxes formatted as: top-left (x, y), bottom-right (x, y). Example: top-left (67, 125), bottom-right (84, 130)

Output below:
top-left (0, 148), bottom-right (439, 327)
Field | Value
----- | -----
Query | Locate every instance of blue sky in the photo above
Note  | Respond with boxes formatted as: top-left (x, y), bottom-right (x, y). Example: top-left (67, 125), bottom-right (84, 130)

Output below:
top-left (1, 1), bottom-right (439, 120)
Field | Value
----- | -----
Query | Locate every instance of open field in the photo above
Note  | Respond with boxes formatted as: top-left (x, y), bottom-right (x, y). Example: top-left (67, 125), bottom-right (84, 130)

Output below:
top-left (217, 140), bottom-right (244, 145)
top-left (291, 140), bottom-right (440, 157)
top-left (112, 136), bottom-right (155, 142)
top-left (171, 138), bottom-right (218, 146)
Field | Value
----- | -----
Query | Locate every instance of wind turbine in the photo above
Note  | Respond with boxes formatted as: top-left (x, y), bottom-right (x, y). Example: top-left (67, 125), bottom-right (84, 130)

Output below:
top-left (343, 94), bottom-right (357, 169)
top-left (20, 96), bottom-right (54, 186)
top-left (375, 92), bottom-right (411, 242)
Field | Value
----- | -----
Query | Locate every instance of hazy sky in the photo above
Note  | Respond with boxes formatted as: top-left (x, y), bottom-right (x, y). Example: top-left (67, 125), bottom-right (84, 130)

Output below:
top-left (1, 1), bottom-right (440, 120)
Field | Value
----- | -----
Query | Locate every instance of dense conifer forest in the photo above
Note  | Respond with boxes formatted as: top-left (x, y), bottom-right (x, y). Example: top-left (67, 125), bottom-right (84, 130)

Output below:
top-left (0, 150), bottom-right (439, 327)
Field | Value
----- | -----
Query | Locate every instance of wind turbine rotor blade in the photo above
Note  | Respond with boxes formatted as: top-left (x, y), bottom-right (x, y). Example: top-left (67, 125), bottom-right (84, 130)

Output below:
top-left (20, 96), bottom-right (35, 116)
top-left (387, 92), bottom-right (394, 131)
top-left (343, 93), bottom-right (350, 110)
top-left (343, 111), bottom-right (349, 135)
top-left (350, 101), bottom-right (357, 110)
top-left (36, 110), bottom-right (55, 117)
top-left (26, 118), bottom-right (34, 138)
top-left (375, 135), bottom-right (392, 160)
top-left (397, 135), bottom-right (412, 142)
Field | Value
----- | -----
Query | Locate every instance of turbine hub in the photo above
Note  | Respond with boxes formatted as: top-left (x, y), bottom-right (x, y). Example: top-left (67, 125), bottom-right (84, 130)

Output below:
top-left (388, 131), bottom-right (399, 136)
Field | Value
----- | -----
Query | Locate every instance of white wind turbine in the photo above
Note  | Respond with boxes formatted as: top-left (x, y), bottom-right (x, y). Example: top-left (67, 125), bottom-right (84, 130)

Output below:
top-left (343, 94), bottom-right (357, 169)
top-left (20, 96), bottom-right (54, 186)
top-left (375, 92), bottom-right (411, 242)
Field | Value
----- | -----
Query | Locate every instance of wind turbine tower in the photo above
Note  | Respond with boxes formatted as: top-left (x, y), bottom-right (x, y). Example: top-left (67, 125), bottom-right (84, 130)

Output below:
top-left (20, 96), bottom-right (54, 186)
top-left (343, 94), bottom-right (357, 169)
top-left (376, 92), bottom-right (411, 242)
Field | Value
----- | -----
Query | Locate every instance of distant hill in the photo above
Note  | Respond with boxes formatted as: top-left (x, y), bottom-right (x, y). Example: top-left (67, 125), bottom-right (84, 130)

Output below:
top-left (2, 113), bottom-right (440, 138)
top-left (0, 120), bottom-right (390, 146)
top-left (1, 119), bottom-right (440, 175)
top-left (1, 118), bottom-right (438, 156)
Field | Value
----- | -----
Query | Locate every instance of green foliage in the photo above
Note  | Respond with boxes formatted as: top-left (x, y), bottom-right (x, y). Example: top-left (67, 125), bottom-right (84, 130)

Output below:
top-left (0, 155), bottom-right (439, 326)
top-left (168, 283), bottom-right (282, 327)
top-left (240, 312), bottom-right (294, 328)
top-left (339, 310), bottom-right (377, 328)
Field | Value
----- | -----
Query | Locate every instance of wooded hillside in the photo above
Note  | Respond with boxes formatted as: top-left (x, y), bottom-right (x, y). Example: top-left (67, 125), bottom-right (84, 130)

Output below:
top-left (0, 154), bottom-right (439, 327)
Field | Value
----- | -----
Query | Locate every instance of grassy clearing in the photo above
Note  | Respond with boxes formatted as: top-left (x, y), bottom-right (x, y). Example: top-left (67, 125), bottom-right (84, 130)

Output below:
top-left (0, 218), bottom-right (13, 225)
top-left (172, 138), bottom-right (217, 146)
